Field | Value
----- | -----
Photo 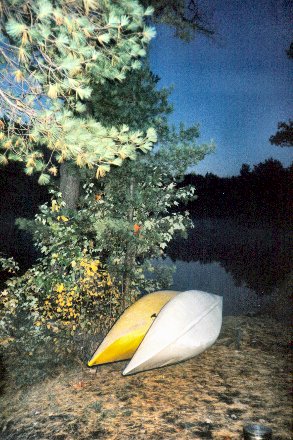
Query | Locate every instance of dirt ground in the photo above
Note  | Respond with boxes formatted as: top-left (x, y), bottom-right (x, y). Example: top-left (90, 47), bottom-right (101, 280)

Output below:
top-left (0, 316), bottom-right (291, 440)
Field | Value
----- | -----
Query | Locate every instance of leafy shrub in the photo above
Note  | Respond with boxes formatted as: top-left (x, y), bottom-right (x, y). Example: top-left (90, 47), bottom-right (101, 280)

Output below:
top-left (0, 251), bottom-right (120, 385)
top-left (0, 256), bottom-right (122, 339)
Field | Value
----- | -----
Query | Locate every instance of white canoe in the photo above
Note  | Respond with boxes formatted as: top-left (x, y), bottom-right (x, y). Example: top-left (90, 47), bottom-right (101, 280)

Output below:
top-left (123, 290), bottom-right (223, 375)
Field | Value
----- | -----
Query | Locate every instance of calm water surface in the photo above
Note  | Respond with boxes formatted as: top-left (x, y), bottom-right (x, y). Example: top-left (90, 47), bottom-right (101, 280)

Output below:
top-left (163, 218), bottom-right (293, 320)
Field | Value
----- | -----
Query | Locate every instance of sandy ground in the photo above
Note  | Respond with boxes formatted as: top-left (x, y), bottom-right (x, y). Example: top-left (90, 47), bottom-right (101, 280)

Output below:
top-left (0, 316), bottom-right (291, 440)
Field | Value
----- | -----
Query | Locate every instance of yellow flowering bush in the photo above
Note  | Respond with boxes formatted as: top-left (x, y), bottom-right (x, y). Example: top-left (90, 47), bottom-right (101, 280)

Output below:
top-left (0, 253), bottom-right (126, 385)
top-left (0, 256), bottom-right (124, 348)
top-left (2, 192), bottom-right (141, 348)
top-left (35, 257), bottom-right (122, 333)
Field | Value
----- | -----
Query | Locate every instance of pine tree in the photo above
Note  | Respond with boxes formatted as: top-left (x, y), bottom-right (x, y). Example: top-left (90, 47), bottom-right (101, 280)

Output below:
top-left (0, 0), bottom-right (157, 206)
top-left (80, 63), bottom-right (213, 302)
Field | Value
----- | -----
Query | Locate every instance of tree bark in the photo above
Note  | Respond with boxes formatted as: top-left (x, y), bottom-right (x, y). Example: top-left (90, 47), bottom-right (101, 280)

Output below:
top-left (59, 162), bottom-right (80, 210)
top-left (122, 177), bottom-right (136, 310)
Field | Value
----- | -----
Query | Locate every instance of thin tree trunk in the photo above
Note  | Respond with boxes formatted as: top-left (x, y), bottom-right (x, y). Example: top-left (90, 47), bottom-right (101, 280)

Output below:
top-left (122, 177), bottom-right (136, 310)
top-left (59, 162), bottom-right (80, 210)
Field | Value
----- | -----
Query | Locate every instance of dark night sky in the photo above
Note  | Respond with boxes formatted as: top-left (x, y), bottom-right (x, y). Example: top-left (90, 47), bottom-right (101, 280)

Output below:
top-left (150, 0), bottom-right (292, 176)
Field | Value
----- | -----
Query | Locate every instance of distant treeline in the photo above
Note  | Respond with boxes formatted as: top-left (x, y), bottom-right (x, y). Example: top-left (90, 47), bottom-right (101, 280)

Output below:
top-left (181, 159), bottom-right (293, 227)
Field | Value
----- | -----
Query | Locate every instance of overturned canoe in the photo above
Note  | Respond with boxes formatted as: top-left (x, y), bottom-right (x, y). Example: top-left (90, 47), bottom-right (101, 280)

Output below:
top-left (88, 290), bottom-right (179, 367)
top-left (123, 290), bottom-right (223, 375)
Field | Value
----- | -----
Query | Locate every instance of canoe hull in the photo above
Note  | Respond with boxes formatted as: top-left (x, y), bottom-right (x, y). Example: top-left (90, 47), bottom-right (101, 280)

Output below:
top-left (123, 290), bottom-right (223, 375)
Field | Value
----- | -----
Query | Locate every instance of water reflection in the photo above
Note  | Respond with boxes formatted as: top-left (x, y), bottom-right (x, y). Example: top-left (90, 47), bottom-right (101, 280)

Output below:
top-left (164, 218), bottom-right (293, 317)
top-left (161, 257), bottom-right (272, 317)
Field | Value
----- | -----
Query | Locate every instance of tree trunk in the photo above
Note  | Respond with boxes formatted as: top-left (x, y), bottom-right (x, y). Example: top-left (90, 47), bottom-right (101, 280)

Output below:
top-left (59, 162), bottom-right (80, 210)
top-left (122, 177), bottom-right (136, 310)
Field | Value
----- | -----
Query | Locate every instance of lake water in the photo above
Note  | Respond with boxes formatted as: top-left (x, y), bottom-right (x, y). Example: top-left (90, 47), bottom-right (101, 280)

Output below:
top-left (162, 218), bottom-right (292, 320)
top-left (1, 216), bottom-right (292, 320)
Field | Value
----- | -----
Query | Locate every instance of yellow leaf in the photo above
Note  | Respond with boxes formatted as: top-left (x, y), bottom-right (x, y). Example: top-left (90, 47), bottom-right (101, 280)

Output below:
top-left (54, 140), bottom-right (62, 149)
top-left (21, 30), bottom-right (28, 45)
top-left (26, 157), bottom-right (36, 167)
top-left (96, 166), bottom-right (107, 179)
top-left (0, 155), bottom-right (8, 165)
top-left (3, 140), bottom-right (12, 149)
top-left (55, 283), bottom-right (64, 293)
top-left (28, 133), bottom-right (36, 142)
top-left (49, 166), bottom-right (58, 176)
top-left (76, 153), bottom-right (85, 167)
top-left (14, 70), bottom-right (24, 82)
top-left (83, 0), bottom-right (98, 15)
top-left (51, 200), bottom-right (60, 212)
top-left (18, 46), bottom-right (27, 62)
top-left (47, 83), bottom-right (59, 99)
top-left (57, 215), bottom-right (69, 222)
top-left (53, 10), bottom-right (63, 25)
top-left (90, 262), bottom-right (97, 272)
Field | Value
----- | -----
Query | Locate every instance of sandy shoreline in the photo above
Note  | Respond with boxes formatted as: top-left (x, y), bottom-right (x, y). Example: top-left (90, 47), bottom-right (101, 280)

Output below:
top-left (0, 315), bottom-right (291, 439)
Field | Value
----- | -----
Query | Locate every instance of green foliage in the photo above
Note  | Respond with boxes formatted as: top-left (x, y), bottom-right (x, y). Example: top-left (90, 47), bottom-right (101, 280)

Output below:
top-left (0, 1), bottom-right (215, 363)
top-left (2, 228), bottom-right (123, 333)
top-left (155, 123), bottom-right (214, 176)
top-left (11, 120), bottom-right (211, 311)
top-left (0, 36), bottom-right (213, 345)
top-left (0, 0), bottom-right (157, 180)
top-left (90, 127), bottom-right (212, 292)
top-left (90, 66), bottom-right (173, 133)
top-left (1, 119), bottom-right (210, 340)
top-left (0, 254), bottom-right (19, 274)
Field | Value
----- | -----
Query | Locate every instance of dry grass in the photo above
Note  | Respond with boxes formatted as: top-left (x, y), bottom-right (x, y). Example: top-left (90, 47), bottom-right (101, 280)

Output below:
top-left (0, 316), bottom-right (291, 440)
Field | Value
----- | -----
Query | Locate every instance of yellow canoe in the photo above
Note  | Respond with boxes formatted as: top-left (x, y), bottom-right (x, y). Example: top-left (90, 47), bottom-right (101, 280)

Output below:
top-left (88, 290), bottom-right (179, 367)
